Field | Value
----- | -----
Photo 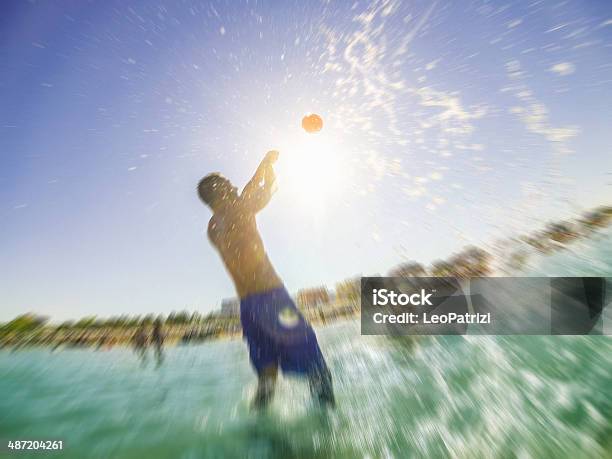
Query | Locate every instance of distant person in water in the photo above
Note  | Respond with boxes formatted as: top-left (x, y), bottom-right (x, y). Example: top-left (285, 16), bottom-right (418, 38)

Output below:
top-left (198, 150), bottom-right (335, 409)
top-left (132, 323), bottom-right (148, 363)
top-left (133, 324), bottom-right (148, 349)
top-left (152, 319), bottom-right (164, 365)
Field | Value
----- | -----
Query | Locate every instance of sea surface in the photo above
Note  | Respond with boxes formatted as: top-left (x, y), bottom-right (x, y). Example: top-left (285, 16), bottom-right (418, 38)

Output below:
top-left (1, 229), bottom-right (611, 458)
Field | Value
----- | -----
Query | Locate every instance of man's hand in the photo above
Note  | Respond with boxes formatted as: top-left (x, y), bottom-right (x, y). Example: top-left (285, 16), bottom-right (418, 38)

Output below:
top-left (261, 150), bottom-right (278, 185)
top-left (263, 150), bottom-right (279, 165)
top-left (242, 150), bottom-right (279, 213)
top-left (253, 150), bottom-right (278, 181)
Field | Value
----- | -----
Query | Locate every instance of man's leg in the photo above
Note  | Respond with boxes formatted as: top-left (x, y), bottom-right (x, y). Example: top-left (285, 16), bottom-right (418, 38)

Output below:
top-left (308, 364), bottom-right (335, 408)
top-left (252, 365), bottom-right (278, 410)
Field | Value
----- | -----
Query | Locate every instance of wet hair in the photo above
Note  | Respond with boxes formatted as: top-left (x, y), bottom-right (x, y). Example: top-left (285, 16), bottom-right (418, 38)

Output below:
top-left (197, 173), bottom-right (228, 206)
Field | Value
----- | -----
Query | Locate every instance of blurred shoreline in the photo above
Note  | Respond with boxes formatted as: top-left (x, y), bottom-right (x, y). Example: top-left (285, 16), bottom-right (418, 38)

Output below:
top-left (1, 205), bottom-right (610, 351)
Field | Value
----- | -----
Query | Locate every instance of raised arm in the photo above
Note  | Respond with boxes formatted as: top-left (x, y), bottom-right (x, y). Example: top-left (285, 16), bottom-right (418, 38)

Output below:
top-left (241, 150), bottom-right (279, 213)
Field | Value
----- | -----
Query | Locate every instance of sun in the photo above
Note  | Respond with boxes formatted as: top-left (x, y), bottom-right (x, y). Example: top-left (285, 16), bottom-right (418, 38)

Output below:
top-left (275, 130), bottom-right (347, 213)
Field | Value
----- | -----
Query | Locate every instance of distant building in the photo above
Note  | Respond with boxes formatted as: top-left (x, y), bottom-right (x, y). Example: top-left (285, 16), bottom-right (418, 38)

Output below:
top-left (545, 221), bottom-right (579, 243)
top-left (431, 260), bottom-right (456, 277)
top-left (296, 287), bottom-right (330, 312)
top-left (220, 298), bottom-right (240, 317)
top-left (580, 207), bottom-right (612, 230)
top-left (449, 246), bottom-right (491, 277)
top-left (388, 261), bottom-right (426, 277)
top-left (335, 277), bottom-right (361, 302)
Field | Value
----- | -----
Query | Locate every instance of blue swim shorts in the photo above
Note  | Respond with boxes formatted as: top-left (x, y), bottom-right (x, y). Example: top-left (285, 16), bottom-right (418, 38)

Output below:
top-left (240, 287), bottom-right (327, 376)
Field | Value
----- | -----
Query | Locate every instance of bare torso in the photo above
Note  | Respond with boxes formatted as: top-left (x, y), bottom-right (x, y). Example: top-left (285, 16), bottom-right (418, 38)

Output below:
top-left (208, 205), bottom-right (282, 299)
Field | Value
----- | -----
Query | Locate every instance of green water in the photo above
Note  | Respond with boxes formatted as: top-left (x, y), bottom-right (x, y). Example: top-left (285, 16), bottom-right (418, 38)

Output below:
top-left (1, 231), bottom-right (612, 458)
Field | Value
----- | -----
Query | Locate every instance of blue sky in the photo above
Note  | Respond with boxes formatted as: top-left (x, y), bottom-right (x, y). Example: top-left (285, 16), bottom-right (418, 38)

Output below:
top-left (1, 0), bottom-right (612, 321)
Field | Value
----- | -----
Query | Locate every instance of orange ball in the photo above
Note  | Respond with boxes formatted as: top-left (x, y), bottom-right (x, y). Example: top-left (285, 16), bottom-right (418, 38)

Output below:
top-left (302, 113), bottom-right (323, 133)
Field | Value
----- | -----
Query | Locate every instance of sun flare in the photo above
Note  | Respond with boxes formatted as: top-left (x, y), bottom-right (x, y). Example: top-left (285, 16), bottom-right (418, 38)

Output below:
top-left (275, 131), bottom-right (347, 212)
